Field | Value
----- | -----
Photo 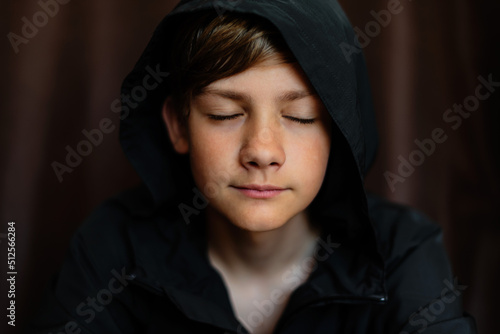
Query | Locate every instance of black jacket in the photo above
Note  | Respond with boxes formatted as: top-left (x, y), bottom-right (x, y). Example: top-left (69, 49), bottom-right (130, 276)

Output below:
top-left (30, 0), bottom-right (477, 333)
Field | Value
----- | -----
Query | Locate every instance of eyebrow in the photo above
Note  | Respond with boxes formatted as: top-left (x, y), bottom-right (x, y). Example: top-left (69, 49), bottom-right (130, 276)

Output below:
top-left (200, 88), bottom-right (316, 103)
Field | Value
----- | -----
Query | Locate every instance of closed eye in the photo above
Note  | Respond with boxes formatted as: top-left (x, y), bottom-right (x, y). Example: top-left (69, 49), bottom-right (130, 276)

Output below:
top-left (208, 114), bottom-right (242, 121)
top-left (283, 116), bottom-right (316, 124)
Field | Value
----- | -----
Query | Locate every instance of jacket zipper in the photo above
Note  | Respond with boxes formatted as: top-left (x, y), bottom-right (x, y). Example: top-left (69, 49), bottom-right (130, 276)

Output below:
top-left (274, 295), bottom-right (387, 333)
top-left (126, 273), bottom-right (166, 296)
top-left (128, 272), bottom-right (388, 333)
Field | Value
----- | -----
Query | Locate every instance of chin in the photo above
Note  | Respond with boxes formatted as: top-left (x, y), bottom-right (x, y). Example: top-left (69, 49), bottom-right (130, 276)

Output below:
top-left (207, 200), bottom-right (300, 233)
top-left (228, 211), bottom-right (291, 232)
top-left (237, 221), bottom-right (285, 233)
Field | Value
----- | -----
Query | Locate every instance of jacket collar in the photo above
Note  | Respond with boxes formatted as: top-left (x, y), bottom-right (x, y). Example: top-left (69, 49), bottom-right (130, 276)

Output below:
top-left (125, 207), bottom-right (387, 332)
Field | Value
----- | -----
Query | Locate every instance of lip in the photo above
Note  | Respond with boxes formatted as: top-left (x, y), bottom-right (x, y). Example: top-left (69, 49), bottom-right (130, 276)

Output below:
top-left (232, 184), bottom-right (288, 199)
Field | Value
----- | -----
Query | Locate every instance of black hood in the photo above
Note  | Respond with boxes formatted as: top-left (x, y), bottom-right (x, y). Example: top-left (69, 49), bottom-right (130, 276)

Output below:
top-left (119, 0), bottom-right (385, 300)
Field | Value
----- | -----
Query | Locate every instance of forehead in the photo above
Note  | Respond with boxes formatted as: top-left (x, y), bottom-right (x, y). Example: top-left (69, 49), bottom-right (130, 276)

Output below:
top-left (198, 61), bottom-right (320, 104)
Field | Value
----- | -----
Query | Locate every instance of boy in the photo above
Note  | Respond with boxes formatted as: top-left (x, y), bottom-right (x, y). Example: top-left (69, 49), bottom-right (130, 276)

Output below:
top-left (30, 0), bottom-right (477, 333)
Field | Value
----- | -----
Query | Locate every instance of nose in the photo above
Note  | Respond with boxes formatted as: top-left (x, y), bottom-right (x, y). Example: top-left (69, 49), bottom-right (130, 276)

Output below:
top-left (239, 118), bottom-right (286, 170)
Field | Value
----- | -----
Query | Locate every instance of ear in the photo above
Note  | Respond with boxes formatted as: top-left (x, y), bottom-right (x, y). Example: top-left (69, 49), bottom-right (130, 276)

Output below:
top-left (162, 97), bottom-right (189, 154)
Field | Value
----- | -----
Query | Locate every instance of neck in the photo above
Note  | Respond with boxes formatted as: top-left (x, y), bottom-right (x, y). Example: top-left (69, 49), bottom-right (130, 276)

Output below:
top-left (206, 207), bottom-right (320, 280)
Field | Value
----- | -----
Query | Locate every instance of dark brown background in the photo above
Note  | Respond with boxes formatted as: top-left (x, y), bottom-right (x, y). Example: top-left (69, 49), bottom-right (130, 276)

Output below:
top-left (1, 0), bottom-right (499, 333)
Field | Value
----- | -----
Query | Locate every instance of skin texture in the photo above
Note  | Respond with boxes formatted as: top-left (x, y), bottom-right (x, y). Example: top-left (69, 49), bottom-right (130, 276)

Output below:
top-left (163, 59), bottom-right (332, 333)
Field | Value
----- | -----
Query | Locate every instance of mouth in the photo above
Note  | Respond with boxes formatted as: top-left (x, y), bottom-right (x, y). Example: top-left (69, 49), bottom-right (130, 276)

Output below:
top-left (232, 184), bottom-right (288, 199)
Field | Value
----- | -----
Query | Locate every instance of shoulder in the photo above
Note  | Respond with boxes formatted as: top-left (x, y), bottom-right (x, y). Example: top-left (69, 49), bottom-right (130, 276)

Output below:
top-left (366, 193), bottom-right (443, 275)
top-left (69, 185), bottom-right (176, 279)
top-left (29, 186), bottom-right (174, 333)
top-left (366, 194), bottom-right (477, 333)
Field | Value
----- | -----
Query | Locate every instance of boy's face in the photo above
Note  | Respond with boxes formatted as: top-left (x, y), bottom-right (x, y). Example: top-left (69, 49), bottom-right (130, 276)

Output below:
top-left (164, 60), bottom-right (332, 232)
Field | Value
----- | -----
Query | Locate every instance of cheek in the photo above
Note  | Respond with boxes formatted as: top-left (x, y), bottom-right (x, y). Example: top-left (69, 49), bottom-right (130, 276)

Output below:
top-left (290, 132), bottom-right (331, 191)
top-left (188, 127), bottom-right (237, 195)
top-left (293, 131), bottom-right (330, 167)
top-left (313, 126), bottom-right (332, 166)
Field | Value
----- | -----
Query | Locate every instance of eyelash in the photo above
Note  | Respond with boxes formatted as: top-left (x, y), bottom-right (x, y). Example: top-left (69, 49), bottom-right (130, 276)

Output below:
top-left (283, 116), bottom-right (316, 124)
top-left (208, 114), bottom-right (241, 121)
top-left (208, 114), bottom-right (316, 124)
